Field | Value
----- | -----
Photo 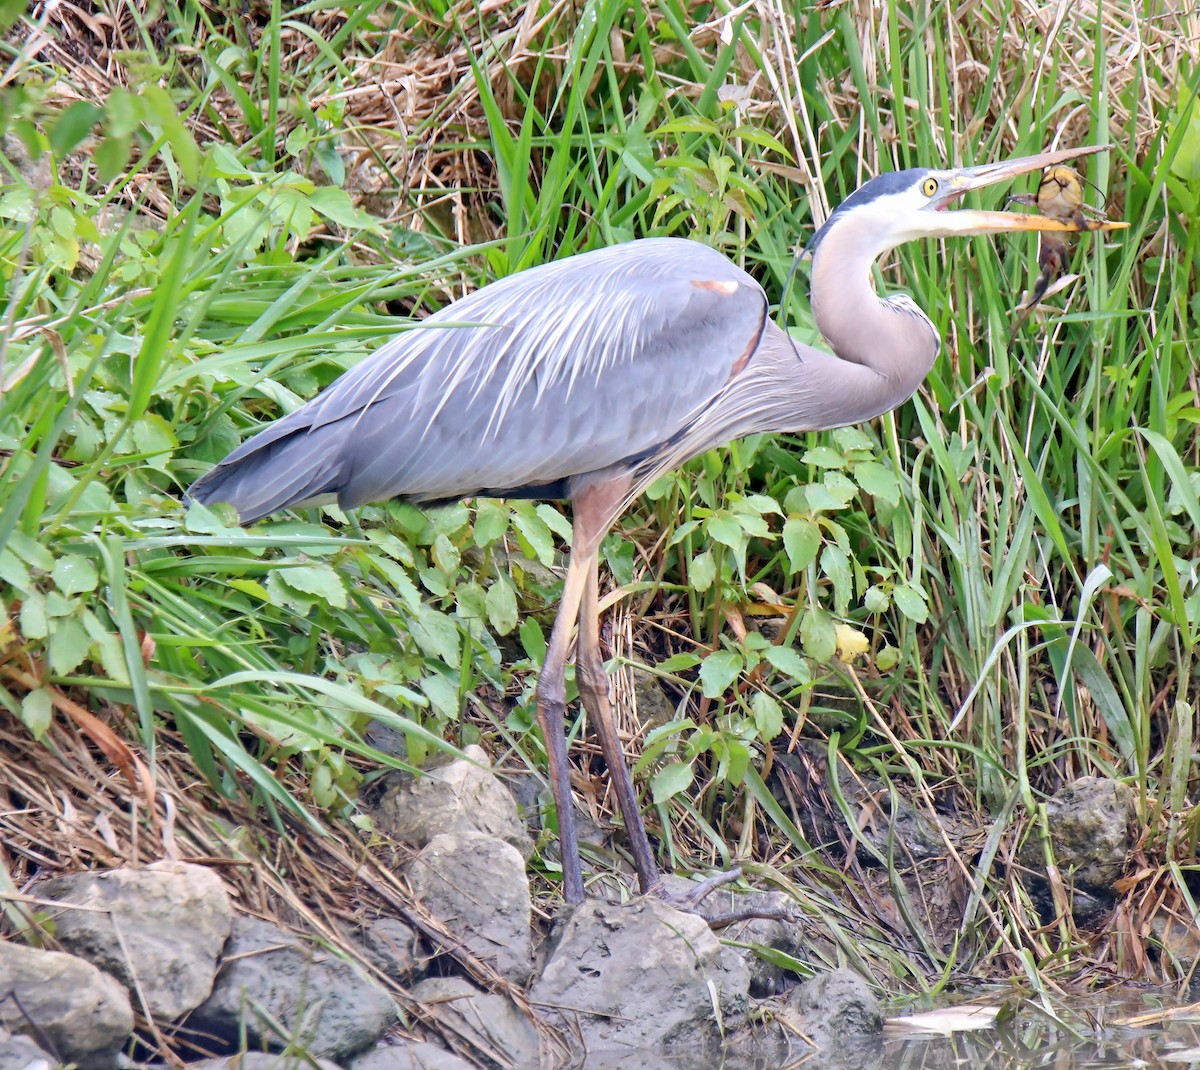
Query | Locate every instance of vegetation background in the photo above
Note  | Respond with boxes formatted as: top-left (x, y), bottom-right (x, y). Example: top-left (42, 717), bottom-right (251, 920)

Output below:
top-left (2, 0), bottom-right (1199, 1053)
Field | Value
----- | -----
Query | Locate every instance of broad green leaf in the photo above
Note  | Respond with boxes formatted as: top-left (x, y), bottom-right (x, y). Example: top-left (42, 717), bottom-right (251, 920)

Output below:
top-left (706, 512), bottom-right (745, 549)
top-left (52, 555), bottom-right (99, 596)
top-left (0, 549), bottom-right (30, 592)
top-left (764, 644), bottom-right (808, 681)
top-left (892, 584), bottom-right (929, 623)
top-left (853, 461), bottom-right (901, 507)
top-left (19, 591), bottom-right (48, 640)
top-left (48, 617), bottom-right (91, 675)
top-left (690, 549), bottom-right (717, 592)
top-left (752, 692), bottom-right (783, 741)
top-left (651, 760), bottom-right (694, 804)
top-left (470, 503), bottom-right (508, 551)
top-left (658, 652), bottom-right (702, 673)
top-left (511, 506), bottom-right (555, 566)
top-left (800, 607), bottom-right (837, 662)
top-left (280, 564), bottom-right (348, 609)
top-left (699, 649), bottom-right (742, 698)
top-left (802, 446), bottom-right (845, 469)
top-left (485, 576), bottom-right (519, 635)
top-left (409, 604), bottom-right (461, 667)
top-left (21, 688), bottom-right (54, 739)
top-left (783, 516), bottom-right (821, 572)
top-left (820, 545), bottom-right (852, 615)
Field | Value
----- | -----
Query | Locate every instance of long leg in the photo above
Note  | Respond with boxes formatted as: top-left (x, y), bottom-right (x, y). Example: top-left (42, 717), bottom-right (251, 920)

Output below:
top-left (574, 553), bottom-right (661, 894)
top-left (570, 488), bottom-right (797, 923)
top-left (536, 550), bottom-right (591, 904)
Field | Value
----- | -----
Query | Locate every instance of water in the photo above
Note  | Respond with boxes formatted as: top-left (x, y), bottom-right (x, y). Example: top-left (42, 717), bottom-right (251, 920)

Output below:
top-left (583, 993), bottom-right (1200, 1070)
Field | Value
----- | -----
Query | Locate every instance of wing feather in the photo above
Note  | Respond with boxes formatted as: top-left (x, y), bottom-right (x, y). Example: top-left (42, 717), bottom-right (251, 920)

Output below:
top-left (190, 237), bottom-right (768, 521)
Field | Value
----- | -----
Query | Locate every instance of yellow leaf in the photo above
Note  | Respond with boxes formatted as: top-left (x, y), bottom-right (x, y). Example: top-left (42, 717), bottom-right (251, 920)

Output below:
top-left (834, 623), bottom-right (870, 662)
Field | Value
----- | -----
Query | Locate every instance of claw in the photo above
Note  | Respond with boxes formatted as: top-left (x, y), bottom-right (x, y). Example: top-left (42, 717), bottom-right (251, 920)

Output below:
top-left (647, 867), bottom-right (800, 928)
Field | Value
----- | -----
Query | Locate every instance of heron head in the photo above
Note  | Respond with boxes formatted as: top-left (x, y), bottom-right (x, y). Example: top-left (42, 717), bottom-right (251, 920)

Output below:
top-left (806, 145), bottom-right (1127, 262)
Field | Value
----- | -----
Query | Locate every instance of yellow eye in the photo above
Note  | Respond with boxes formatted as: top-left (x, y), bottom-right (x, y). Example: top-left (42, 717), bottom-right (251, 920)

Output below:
top-left (921, 177), bottom-right (939, 197)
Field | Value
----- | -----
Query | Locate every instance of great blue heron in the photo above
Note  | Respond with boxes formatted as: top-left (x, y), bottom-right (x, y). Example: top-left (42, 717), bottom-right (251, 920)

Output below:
top-left (190, 145), bottom-right (1122, 911)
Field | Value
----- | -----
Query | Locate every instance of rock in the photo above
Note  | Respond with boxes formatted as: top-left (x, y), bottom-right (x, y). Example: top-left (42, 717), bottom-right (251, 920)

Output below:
top-left (784, 968), bottom-right (882, 1044)
top-left (0, 942), bottom-right (133, 1069)
top-left (530, 897), bottom-right (749, 1053)
top-left (36, 860), bottom-right (232, 1020)
top-left (631, 666), bottom-right (676, 728)
top-left (410, 978), bottom-right (539, 1067)
top-left (188, 1056), bottom-right (344, 1070)
top-left (1033, 776), bottom-right (1135, 891)
top-left (1150, 908), bottom-right (1200, 972)
top-left (374, 746), bottom-right (532, 861)
top-left (718, 890), bottom-right (804, 996)
top-left (0, 1025), bottom-right (56, 1070)
top-left (189, 916), bottom-right (396, 1061)
top-left (351, 1041), bottom-right (475, 1070)
top-left (359, 917), bottom-right (423, 982)
top-left (407, 832), bottom-right (533, 985)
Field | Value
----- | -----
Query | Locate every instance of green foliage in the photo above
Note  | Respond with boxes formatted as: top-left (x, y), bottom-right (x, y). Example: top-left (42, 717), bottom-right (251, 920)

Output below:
top-left (1, 0), bottom-right (1196, 984)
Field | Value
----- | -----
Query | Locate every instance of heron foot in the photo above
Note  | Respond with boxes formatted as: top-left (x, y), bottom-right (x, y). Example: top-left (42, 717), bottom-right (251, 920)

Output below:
top-left (645, 867), bottom-right (799, 929)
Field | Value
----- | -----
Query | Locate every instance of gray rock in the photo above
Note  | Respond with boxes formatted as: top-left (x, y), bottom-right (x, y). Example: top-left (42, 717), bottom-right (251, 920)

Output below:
top-left (189, 916), bottom-right (396, 1061)
top-left (409, 977), bottom-right (539, 1067)
top-left (784, 968), bottom-right (881, 1044)
top-left (36, 860), bottom-right (232, 1020)
top-left (718, 890), bottom-right (804, 996)
top-left (530, 897), bottom-right (749, 1053)
top-left (631, 666), bottom-right (676, 728)
top-left (359, 917), bottom-right (423, 982)
top-left (0, 942), bottom-right (133, 1069)
top-left (374, 746), bottom-right (532, 861)
top-left (0, 1026), bottom-right (55, 1070)
top-left (407, 832), bottom-right (533, 985)
top-left (1037, 776), bottom-right (1135, 891)
top-left (188, 1056), bottom-right (344, 1070)
top-left (350, 1041), bottom-right (474, 1070)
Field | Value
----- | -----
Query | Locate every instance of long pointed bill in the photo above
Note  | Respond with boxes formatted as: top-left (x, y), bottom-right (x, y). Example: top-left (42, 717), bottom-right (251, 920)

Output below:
top-left (933, 144), bottom-right (1129, 235)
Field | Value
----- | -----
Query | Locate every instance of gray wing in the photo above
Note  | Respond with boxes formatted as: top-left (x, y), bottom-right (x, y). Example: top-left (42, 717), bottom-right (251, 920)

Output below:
top-left (189, 237), bottom-right (768, 522)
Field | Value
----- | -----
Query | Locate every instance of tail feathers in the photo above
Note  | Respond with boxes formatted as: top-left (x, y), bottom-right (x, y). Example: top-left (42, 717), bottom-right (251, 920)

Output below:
top-left (189, 426), bottom-right (344, 525)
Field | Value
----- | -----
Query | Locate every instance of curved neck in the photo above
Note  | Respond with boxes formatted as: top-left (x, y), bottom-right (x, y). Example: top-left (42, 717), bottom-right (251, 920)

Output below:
top-left (808, 235), bottom-right (939, 396)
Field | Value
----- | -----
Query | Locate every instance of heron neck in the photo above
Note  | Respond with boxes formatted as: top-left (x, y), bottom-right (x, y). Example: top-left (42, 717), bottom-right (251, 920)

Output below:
top-left (808, 239), bottom-right (940, 398)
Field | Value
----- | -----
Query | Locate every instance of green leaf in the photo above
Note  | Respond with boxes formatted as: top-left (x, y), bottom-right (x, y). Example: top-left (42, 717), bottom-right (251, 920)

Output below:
top-left (820, 545), bottom-right (853, 615)
top-left (48, 616), bottom-right (91, 675)
top-left (863, 585), bottom-right (890, 613)
top-left (280, 563), bottom-right (348, 609)
top-left (853, 461), bottom-right (901, 507)
top-left (802, 446), bottom-right (845, 469)
top-left (705, 512), bottom-right (744, 549)
top-left (764, 644), bottom-right (808, 681)
top-left (892, 584), bottom-right (929, 623)
top-left (19, 591), bottom-right (48, 639)
top-left (309, 186), bottom-right (379, 229)
top-left (21, 688), bottom-right (54, 739)
top-left (50, 101), bottom-right (103, 157)
top-left (473, 500), bottom-right (509, 547)
top-left (519, 618), bottom-right (546, 663)
top-left (699, 649), bottom-right (742, 698)
top-left (0, 548), bottom-right (31, 592)
top-left (782, 516), bottom-right (821, 572)
top-left (511, 506), bottom-right (556, 566)
top-left (658, 652), bottom-right (702, 673)
top-left (651, 760), bottom-right (694, 804)
top-left (800, 607), bottom-right (836, 662)
top-left (485, 576), bottom-right (519, 635)
top-left (752, 692), bottom-right (783, 741)
top-left (409, 604), bottom-right (461, 667)
top-left (690, 549), bottom-right (717, 592)
top-left (52, 556), bottom-right (100, 597)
